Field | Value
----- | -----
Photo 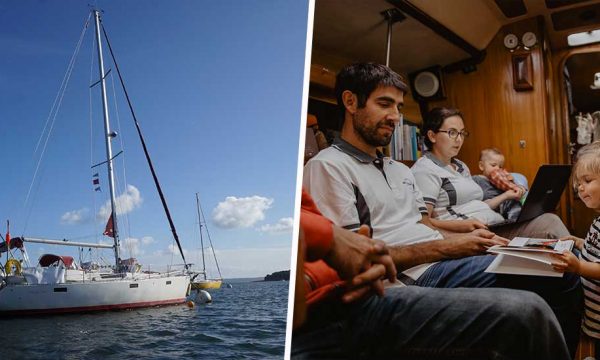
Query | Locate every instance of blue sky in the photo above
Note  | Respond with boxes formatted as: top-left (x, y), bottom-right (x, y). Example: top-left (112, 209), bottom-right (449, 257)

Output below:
top-left (0, 0), bottom-right (308, 278)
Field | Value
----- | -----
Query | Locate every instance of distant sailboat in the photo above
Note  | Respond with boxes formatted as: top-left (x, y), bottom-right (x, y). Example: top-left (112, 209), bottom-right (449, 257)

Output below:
top-left (191, 193), bottom-right (223, 290)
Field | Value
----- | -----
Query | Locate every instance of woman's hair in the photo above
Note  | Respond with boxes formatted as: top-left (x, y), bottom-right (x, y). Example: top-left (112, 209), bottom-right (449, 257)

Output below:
top-left (422, 107), bottom-right (463, 149)
top-left (574, 141), bottom-right (600, 186)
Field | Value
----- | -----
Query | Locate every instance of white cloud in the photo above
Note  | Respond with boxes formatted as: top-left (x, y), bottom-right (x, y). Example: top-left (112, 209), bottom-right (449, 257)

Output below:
top-left (258, 217), bottom-right (294, 234)
top-left (153, 244), bottom-right (188, 257)
top-left (212, 196), bottom-right (273, 229)
top-left (118, 236), bottom-right (156, 258)
top-left (121, 237), bottom-right (142, 257)
top-left (60, 208), bottom-right (89, 225)
top-left (141, 236), bottom-right (155, 245)
top-left (98, 185), bottom-right (143, 219)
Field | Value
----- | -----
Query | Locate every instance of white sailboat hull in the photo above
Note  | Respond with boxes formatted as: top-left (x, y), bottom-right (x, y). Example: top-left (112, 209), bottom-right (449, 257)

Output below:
top-left (0, 274), bottom-right (190, 315)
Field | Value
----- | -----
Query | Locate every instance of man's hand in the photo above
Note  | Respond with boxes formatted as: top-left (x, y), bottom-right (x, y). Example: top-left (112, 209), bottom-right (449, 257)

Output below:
top-left (325, 225), bottom-right (397, 303)
top-left (441, 229), bottom-right (509, 258)
top-left (551, 251), bottom-right (580, 274)
top-left (560, 235), bottom-right (585, 250)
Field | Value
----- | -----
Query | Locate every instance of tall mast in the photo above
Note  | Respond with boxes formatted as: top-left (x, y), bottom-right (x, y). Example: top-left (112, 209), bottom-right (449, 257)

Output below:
top-left (93, 10), bottom-right (120, 269)
top-left (195, 193), bottom-right (207, 280)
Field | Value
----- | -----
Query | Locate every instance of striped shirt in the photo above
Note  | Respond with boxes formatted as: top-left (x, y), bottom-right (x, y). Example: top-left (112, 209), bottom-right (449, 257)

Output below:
top-left (581, 216), bottom-right (600, 339)
top-left (411, 152), bottom-right (504, 225)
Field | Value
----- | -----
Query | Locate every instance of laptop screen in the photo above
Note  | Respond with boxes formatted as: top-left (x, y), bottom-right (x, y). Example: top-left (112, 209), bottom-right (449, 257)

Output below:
top-left (517, 164), bottom-right (572, 223)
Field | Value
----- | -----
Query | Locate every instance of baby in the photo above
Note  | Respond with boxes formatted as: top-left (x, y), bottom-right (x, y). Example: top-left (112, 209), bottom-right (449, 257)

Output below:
top-left (552, 141), bottom-right (600, 354)
top-left (472, 148), bottom-right (527, 221)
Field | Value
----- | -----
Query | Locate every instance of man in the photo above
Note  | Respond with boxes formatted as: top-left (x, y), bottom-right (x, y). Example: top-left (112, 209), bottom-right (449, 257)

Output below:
top-left (303, 63), bottom-right (582, 356)
top-left (292, 189), bottom-right (570, 359)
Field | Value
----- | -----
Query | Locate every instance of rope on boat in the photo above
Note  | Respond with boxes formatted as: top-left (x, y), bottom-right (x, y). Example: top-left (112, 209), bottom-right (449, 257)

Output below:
top-left (21, 13), bottom-right (92, 234)
top-left (197, 200), bottom-right (223, 279)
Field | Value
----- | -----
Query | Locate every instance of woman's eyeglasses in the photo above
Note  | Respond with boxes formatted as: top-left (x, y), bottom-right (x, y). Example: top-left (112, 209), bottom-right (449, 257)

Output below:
top-left (437, 129), bottom-right (470, 140)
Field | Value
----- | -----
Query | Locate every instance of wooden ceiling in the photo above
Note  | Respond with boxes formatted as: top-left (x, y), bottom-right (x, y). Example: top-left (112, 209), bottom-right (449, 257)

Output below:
top-left (312, 0), bottom-right (600, 75)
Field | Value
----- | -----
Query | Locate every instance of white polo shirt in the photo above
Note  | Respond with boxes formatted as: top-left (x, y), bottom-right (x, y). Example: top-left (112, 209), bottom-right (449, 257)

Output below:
top-left (303, 138), bottom-right (443, 246)
top-left (411, 152), bottom-right (504, 225)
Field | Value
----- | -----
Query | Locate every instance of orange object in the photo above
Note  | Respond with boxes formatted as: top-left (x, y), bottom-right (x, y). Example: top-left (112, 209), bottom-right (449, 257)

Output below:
top-left (5, 220), bottom-right (9, 248)
top-left (103, 213), bottom-right (115, 238)
top-left (307, 114), bottom-right (318, 128)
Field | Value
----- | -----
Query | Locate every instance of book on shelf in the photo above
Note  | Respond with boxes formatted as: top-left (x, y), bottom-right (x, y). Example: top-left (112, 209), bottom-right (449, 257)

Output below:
top-left (390, 117), bottom-right (421, 161)
top-left (484, 237), bottom-right (574, 277)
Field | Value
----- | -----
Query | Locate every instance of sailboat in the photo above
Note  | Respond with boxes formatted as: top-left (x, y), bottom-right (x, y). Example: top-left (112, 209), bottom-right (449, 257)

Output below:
top-left (190, 193), bottom-right (223, 290)
top-left (0, 10), bottom-right (190, 315)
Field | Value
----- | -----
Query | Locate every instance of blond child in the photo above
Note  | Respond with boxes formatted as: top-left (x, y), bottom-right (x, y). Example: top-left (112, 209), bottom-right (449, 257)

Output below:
top-left (552, 141), bottom-right (600, 349)
top-left (472, 148), bottom-right (526, 220)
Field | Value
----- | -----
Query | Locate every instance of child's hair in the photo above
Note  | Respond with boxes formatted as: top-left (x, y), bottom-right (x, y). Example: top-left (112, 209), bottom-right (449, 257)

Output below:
top-left (480, 147), bottom-right (504, 162)
top-left (574, 141), bottom-right (600, 186)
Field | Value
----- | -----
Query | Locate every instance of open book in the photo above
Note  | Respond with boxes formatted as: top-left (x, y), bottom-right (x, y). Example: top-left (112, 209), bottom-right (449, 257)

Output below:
top-left (484, 237), bottom-right (574, 277)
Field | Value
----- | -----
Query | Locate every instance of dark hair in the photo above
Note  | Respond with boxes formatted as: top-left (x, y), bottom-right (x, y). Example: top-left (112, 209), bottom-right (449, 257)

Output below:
top-left (422, 107), bottom-right (463, 149)
top-left (335, 63), bottom-right (408, 121)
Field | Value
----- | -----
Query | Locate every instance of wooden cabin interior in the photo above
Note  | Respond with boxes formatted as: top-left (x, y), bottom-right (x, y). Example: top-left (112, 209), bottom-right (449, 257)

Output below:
top-left (307, 0), bottom-right (600, 238)
top-left (306, 1), bottom-right (600, 357)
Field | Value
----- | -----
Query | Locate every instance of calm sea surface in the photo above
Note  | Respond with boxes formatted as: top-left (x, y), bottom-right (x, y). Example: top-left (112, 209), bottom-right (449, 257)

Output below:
top-left (2, 280), bottom-right (289, 359)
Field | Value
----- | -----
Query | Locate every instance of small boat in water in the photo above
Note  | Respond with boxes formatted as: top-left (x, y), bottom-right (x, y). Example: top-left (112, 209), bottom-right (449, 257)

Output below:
top-left (0, 10), bottom-right (191, 315)
top-left (190, 193), bottom-right (223, 290)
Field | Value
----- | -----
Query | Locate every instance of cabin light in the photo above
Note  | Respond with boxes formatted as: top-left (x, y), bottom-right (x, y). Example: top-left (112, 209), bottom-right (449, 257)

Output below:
top-left (568, 29), bottom-right (600, 47)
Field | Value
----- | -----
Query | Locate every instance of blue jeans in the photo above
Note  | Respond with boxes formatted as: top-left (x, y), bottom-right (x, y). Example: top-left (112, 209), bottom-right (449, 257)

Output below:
top-left (416, 254), bottom-right (583, 358)
top-left (292, 286), bottom-right (570, 359)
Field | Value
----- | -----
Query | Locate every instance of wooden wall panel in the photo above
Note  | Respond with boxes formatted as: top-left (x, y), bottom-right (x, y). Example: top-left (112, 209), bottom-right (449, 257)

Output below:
top-left (428, 18), bottom-right (548, 182)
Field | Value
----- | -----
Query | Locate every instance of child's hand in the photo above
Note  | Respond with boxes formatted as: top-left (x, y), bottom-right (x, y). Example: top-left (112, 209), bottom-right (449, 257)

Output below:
top-left (560, 235), bottom-right (585, 250)
top-left (551, 251), bottom-right (580, 274)
top-left (503, 188), bottom-right (522, 201)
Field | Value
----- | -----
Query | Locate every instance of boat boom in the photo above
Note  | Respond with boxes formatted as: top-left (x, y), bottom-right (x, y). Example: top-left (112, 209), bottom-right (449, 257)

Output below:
top-left (23, 237), bottom-right (114, 249)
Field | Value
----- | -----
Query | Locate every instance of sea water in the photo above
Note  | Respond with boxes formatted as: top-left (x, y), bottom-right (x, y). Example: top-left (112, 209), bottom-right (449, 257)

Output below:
top-left (2, 280), bottom-right (289, 359)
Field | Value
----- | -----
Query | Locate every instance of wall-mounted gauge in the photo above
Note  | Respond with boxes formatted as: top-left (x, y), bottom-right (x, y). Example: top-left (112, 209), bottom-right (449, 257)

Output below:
top-left (522, 32), bottom-right (537, 48)
top-left (503, 33), bottom-right (518, 49)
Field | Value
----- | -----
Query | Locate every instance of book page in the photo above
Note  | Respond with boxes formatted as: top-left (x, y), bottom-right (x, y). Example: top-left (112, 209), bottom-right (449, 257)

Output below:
top-left (485, 254), bottom-right (563, 277)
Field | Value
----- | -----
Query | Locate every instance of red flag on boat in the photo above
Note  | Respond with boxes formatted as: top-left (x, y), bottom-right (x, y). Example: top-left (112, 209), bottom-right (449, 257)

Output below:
top-left (5, 220), bottom-right (10, 248)
top-left (103, 213), bottom-right (115, 238)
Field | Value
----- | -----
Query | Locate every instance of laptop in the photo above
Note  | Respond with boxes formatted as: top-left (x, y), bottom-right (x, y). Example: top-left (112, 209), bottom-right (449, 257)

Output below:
top-left (488, 164), bottom-right (572, 229)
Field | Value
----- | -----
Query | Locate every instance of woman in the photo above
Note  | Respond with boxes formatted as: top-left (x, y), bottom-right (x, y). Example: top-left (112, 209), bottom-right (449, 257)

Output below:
top-left (411, 107), bottom-right (569, 239)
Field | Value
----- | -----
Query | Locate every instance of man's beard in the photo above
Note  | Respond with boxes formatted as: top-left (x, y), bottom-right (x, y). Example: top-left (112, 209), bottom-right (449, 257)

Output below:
top-left (352, 112), bottom-right (394, 147)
